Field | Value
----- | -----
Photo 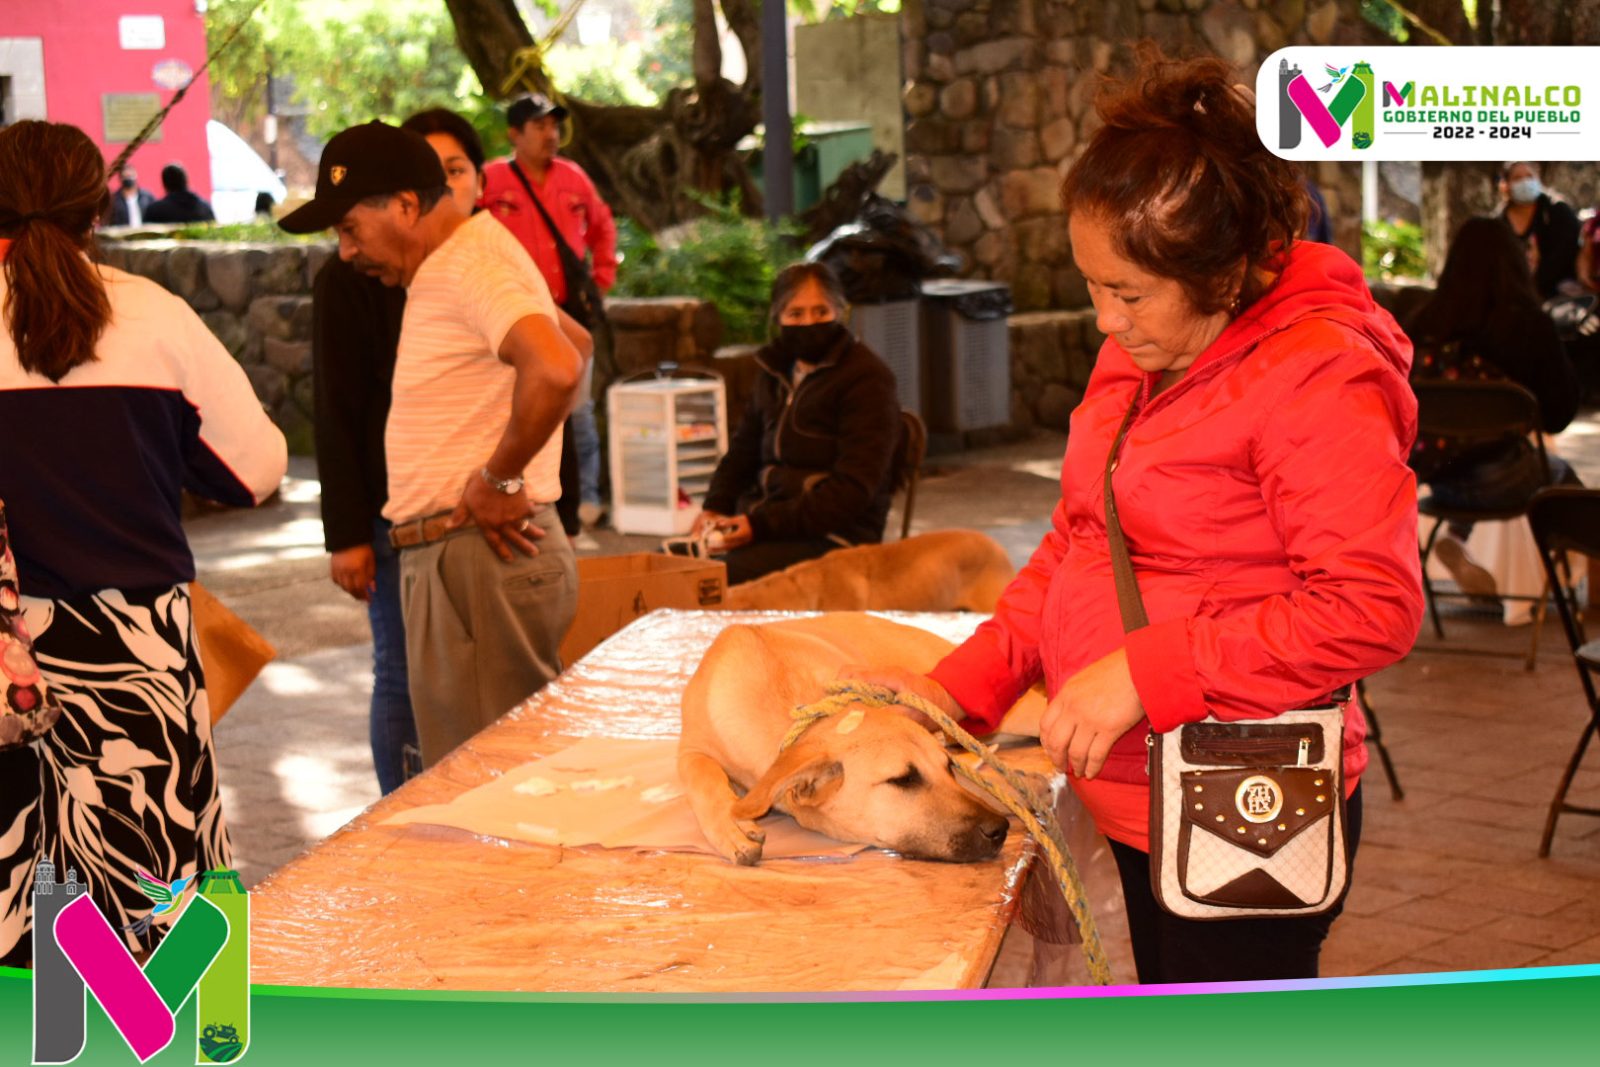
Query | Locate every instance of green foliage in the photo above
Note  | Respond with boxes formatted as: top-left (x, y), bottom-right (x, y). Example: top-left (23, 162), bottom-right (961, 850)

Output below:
top-left (1360, 0), bottom-right (1410, 42)
top-left (544, 40), bottom-right (655, 107)
top-left (614, 206), bottom-right (804, 343)
top-left (1363, 219), bottom-right (1428, 282)
top-left (295, 7), bottom-right (476, 139)
top-left (100, 220), bottom-right (323, 243)
top-left (640, 0), bottom-right (695, 101)
top-left (790, 0), bottom-right (903, 22)
top-left (206, 0), bottom-right (502, 144)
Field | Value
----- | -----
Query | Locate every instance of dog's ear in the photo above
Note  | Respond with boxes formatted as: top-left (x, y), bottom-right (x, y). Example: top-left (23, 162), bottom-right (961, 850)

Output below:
top-left (730, 748), bottom-right (844, 820)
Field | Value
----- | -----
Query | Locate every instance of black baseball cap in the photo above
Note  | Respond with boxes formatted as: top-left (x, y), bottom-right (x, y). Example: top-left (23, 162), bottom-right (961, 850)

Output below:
top-left (278, 121), bottom-right (446, 234)
top-left (506, 92), bottom-right (569, 127)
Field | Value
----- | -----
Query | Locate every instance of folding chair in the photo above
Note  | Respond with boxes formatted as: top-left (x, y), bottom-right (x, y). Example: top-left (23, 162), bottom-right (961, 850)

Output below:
top-left (1355, 678), bottom-right (1404, 801)
top-left (1414, 380), bottom-right (1554, 670)
top-left (892, 410), bottom-right (927, 540)
top-left (1527, 487), bottom-right (1600, 856)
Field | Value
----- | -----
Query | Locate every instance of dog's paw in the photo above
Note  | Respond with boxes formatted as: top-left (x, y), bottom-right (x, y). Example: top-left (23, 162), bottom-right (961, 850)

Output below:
top-left (714, 819), bottom-right (767, 866)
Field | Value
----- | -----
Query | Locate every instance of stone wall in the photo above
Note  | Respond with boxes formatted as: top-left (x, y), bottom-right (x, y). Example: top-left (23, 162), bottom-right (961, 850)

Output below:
top-left (608, 298), bottom-right (724, 377)
top-left (901, 0), bottom-right (1381, 312)
top-left (96, 240), bottom-right (722, 455)
top-left (1007, 308), bottom-right (1104, 432)
top-left (98, 240), bottom-right (330, 453)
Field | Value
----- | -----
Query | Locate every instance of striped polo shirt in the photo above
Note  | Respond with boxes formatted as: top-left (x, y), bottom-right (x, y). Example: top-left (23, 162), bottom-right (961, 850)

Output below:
top-left (383, 211), bottom-right (562, 523)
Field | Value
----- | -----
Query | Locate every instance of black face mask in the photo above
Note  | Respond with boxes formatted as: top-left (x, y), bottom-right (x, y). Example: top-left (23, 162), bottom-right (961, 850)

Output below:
top-left (774, 321), bottom-right (847, 369)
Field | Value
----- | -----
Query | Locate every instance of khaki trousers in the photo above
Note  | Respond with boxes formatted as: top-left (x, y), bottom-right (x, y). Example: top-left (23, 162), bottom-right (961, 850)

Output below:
top-left (398, 506), bottom-right (577, 768)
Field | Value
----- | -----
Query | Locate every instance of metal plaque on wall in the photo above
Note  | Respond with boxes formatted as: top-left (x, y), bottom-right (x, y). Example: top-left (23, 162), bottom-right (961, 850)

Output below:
top-left (102, 93), bottom-right (163, 145)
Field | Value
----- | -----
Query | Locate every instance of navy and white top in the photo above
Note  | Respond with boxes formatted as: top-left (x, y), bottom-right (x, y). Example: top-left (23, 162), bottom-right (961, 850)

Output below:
top-left (0, 262), bottom-right (287, 600)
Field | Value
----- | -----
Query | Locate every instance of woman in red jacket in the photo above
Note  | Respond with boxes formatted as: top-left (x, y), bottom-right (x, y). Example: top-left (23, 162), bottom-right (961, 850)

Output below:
top-left (853, 53), bottom-right (1423, 983)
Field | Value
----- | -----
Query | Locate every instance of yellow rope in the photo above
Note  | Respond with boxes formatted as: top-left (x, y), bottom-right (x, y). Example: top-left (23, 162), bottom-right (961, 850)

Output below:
top-left (498, 42), bottom-right (578, 149)
top-left (785, 682), bottom-right (1116, 986)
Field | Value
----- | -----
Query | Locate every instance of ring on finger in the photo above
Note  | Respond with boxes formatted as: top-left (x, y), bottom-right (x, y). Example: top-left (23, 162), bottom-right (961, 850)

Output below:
top-left (516, 516), bottom-right (532, 532)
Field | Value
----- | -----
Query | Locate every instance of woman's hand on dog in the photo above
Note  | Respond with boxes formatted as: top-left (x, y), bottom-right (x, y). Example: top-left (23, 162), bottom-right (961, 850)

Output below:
top-left (1041, 647), bottom-right (1146, 779)
top-left (833, 665), bottom-right (962, 732)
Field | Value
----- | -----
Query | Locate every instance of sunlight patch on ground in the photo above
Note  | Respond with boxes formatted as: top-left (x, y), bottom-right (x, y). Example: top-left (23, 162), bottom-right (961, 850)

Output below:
top-left (1010, 458), bottom-right (1064, 481)
top-left (259, 661), bottom-right (329, 697)
top-left (278, 476), bottom-right (323, 503)
top-left (272, 752), bottom-right (371, 814)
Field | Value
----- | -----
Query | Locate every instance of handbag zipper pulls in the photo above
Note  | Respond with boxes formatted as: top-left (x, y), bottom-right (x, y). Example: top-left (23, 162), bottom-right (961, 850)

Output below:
top-left (1297, 737), bottom-right (1310, 767)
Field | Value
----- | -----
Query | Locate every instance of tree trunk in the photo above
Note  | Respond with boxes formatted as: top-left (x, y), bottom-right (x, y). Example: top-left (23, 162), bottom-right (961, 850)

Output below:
top-left (443, 0), bottom-right (766, 231)
top-left (442, 0), bottom-right (534, 91)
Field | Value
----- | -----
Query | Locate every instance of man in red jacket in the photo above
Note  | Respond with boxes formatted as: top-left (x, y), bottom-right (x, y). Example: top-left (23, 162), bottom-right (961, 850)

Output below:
top-left (483, 93), bottom-right (617, 534)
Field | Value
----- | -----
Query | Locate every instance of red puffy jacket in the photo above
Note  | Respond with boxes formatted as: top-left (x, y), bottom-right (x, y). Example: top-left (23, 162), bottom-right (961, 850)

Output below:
top-left (929, 241), bottom-right (1424, 849)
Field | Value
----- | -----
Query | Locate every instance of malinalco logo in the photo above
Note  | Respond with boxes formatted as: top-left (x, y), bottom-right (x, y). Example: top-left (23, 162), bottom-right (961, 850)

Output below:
top-left (1258, 46), bottom-right (1600, 162)
top-left (1277, 58), bottom-right (1386, 150)
top-left (31, 862), bottom-right (251, 1064)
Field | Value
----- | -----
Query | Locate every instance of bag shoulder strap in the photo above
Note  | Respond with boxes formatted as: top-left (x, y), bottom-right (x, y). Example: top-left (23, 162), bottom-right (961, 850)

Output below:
top-left (1104, 392), bottom-right (1149, 633)
top-left (508, 160), bottom-right (588, 270)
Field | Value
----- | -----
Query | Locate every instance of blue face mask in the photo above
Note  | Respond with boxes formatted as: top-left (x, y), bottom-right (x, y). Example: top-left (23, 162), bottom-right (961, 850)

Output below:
top-left (1509, 177), bottom-right (1543, 204)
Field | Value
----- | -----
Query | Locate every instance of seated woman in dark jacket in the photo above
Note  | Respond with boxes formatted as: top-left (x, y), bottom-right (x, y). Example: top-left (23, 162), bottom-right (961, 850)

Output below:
top-left (1404, 215), bottom-right (1582, 597)
top-left (695, 262), bottom-right (901, 585)
top-left (1497, 161), bottom-right (1581, 300)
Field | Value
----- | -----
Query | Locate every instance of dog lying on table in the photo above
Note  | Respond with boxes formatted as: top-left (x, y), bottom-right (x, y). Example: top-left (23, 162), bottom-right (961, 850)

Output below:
top-left (721, 530), bottom-right (1015, 613)
top-left (678, 612), bottom-right (1044, 865)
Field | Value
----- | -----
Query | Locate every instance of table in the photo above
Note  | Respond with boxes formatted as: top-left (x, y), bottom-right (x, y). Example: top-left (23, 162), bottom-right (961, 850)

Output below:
top-left (247, 611), bottom-right (1068, 992)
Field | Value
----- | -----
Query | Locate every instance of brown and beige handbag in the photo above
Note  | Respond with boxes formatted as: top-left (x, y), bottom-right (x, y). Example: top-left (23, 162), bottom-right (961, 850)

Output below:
top-left (1104, 397), bottom-right (1350, 920)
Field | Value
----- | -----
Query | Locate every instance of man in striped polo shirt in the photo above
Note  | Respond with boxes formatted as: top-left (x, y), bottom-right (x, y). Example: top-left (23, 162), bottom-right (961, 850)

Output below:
top-left (281, 121), bottom-right (590, 767)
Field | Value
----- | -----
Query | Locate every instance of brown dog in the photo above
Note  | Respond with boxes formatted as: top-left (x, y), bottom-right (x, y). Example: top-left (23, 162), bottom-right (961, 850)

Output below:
top-left (678, 612), bottom-right (1042, 865)
top-left (721, 530), bottom-right (1015, 613)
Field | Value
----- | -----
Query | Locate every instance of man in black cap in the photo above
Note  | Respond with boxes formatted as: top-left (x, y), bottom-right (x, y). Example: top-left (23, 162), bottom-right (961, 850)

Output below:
top-left (280, 120), bottom-right (590, 769)
top-left (144, 163), bottom-right (216, 224)
top-left (483, 92), bottom-right (617, 536)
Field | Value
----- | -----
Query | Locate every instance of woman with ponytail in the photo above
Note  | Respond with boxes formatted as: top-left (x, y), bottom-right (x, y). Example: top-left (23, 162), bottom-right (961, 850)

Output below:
top-left (847, 50), bottom-right (1423, 982)
top-left (0, 121), bottom-right (287, 965)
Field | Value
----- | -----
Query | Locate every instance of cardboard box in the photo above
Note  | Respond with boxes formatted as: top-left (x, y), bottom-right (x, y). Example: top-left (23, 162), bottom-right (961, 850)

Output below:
top-left (560, 553), bottom-right (727, 665)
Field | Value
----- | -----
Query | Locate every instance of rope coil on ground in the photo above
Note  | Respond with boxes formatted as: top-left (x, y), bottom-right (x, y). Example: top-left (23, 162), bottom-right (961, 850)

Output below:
top-left (786, 681), bottom-right (1115, 986)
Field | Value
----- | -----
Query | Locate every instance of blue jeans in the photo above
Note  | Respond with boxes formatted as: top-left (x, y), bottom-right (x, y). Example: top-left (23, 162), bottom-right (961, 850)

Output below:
top-left (368, 519), bottom-right (417, 795)
top-left (573, 362), bottom-right (601, 507)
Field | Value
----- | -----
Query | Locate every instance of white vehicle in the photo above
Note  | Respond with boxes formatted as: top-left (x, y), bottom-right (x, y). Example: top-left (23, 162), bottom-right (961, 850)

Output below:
top-left (207, 120), bottom-right (287, 223)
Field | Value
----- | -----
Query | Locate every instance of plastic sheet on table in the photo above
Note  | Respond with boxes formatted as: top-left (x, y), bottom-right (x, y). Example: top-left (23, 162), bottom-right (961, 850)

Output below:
top-left (382, 735), bottom-right (865, 859)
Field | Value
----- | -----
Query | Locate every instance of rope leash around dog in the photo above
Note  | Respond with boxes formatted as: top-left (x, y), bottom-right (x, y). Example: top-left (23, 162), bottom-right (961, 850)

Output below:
top-left (786, 682), bottom-right (1115, 986)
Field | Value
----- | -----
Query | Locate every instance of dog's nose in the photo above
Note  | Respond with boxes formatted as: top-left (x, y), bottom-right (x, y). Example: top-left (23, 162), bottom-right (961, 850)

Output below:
top-left (981, 819), bottom-right (1008, 846)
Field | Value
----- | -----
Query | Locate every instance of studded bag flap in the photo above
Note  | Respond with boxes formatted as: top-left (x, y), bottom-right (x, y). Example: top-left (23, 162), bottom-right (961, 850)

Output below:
top-left (1180, 766), bottom-right (1338, 858)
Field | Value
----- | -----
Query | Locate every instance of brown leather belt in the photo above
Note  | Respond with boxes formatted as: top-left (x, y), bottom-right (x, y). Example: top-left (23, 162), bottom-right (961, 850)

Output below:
top-left (388, 511), bottom-right (474, 550)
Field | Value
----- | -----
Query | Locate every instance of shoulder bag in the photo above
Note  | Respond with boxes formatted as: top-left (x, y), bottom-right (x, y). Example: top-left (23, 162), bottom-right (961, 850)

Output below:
top-left (1103, 395), bottom-right (1351, 920)
top-left (507, 160), bottom-right (610, 333)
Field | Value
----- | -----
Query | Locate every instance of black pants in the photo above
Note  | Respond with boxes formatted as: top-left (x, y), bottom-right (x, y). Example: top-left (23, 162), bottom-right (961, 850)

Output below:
top-left (555, 418), bottom-right (581, 536)
top-left (1109, 784), bottom-right (1364, 984)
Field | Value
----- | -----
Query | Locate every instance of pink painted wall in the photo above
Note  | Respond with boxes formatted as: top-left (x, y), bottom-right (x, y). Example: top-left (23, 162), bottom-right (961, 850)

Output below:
top-left (9, 0), bottom-right (212, 197)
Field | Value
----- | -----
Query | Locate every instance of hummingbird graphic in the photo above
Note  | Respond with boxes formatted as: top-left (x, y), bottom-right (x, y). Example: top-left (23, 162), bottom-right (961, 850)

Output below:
top-left (124, 868), bottom-right (196, 937)
top-left (1318, 64), bottom-right (1351, 92)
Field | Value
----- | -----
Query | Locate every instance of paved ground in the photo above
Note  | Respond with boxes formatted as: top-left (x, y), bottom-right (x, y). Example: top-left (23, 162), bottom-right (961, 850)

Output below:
top-left (196, 412), bottom-right (1600, 980)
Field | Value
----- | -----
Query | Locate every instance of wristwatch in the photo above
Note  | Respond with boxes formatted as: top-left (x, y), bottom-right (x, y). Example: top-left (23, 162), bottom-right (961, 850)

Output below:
top-left (480, 466), bottom-right (525, 495)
